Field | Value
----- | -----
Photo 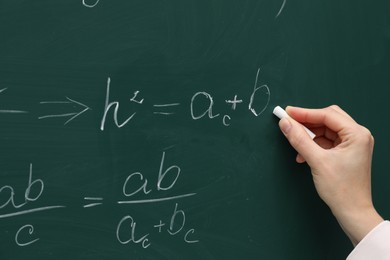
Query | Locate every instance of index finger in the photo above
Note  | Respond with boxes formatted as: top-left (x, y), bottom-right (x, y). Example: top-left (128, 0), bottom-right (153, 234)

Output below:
top-left (285, 105), bottom-right (356, 133)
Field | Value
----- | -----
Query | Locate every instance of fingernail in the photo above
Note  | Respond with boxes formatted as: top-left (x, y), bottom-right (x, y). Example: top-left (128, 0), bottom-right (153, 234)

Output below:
top-left (279, 117), bottom-right (292, 135)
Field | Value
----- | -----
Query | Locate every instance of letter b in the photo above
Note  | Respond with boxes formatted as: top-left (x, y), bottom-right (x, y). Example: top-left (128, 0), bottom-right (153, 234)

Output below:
top-left (157, 152), bottom-right (180, 191)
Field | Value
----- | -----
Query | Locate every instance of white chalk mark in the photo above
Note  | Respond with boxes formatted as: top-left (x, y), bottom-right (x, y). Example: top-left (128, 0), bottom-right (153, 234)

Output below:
top-left (0, 110), bottom-right (28, 114)
top-left (116, 215), bottom-right (151, 248)
top-left (130, 91), bottom-right (144, 104)
top-left (167, 203), bottom-right (185, 236)
top-left (117, 193), bottom-right (196, 205)
top-left (153, 103), bottom-right (180, 116)
top-left (38, 97), bottom-right (91, 125)
top-left (84, 197), bottom-right (103, 201)
top-left (163, 145), bottom-right (176, 151)
top-left (153, 112), bottom-right (175, 115)
top-left (190, 92), bottom-right (220, 120)
top-left (157, 151), bottom-right (181, 192)
top-left (83, 197), bottom-right (104, 208)
top-left (100, 77), bottom-right (137, 131)
top-left (82, 0), bottom-right (100, 8)
top-left (248, 68), bottom-right (271, 116)
top-left (83, 203), bottom-right (103, 208)
top-left (39, 101), bottom-right (71, 104)
top-left (0, 205), bottom-right (66, 219)
top-left (275, 0), bottom-right (286, 18)
top-left (63, 97), bottom-right (91, 124)
top-left (38, 112), bottom-right (79, 119)
top-left (223, 115), bottom-right (231, 126)
top-left (184, 229), bottom-right (199, 243)
top-left (153, 103), bottom-right (180, 107)
top-left (225, 95), bottom-right (243, 110)
top-left (0, 88), bottom-right (29, 113)
top-left (15, 224), bottom-right (39, 247)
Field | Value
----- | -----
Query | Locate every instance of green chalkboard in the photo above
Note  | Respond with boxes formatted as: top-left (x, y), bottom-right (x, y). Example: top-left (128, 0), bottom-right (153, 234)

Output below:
top-left (1, 1), bottom-right (389, 259)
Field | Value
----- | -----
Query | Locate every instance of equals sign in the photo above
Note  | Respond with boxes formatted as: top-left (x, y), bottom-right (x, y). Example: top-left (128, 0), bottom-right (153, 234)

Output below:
top-left (83, 197), bottom-right (103, 208)
top-left (153, 103), bottom-right (181, 115)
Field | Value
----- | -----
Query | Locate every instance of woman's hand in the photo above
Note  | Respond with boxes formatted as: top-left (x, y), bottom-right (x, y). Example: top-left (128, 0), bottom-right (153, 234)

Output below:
top-left (278, 105), bottom-right (383, 246)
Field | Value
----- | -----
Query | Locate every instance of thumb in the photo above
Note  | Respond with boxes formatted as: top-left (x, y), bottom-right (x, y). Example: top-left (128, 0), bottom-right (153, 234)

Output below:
top-left (279, 117), bottom-right (322, 164)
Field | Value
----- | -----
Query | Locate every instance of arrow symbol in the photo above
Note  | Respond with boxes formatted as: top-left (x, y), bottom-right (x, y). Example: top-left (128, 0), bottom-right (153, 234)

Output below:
top-left (0, 88), bottom-right (29, 114)
top-left (38, 97), bottom-right (91, 125)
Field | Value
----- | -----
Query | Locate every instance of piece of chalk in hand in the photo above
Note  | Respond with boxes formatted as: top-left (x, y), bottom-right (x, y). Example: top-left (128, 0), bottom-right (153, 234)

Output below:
top-left (273, 106), bottom-right (316, 139)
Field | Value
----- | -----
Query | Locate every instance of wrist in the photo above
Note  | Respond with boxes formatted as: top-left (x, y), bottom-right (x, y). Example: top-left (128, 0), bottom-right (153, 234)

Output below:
top-left (332, 205), bottom-right (383, 246)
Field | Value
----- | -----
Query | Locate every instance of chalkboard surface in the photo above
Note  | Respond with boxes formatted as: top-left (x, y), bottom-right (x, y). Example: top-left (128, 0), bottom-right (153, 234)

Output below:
top-left (1, 1), bottom-right (390, 259)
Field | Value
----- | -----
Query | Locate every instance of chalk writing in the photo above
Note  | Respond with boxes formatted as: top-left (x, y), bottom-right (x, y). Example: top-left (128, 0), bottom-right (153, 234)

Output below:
top-left (248, 68), bottom-right (271, 116)
top-left (0, 152), bottom-right (197, 248)
top-left (1, 164), bottom-right (45, 211)
top-left (100, 72), bottom-right (271, 128)
top-left (115, 153), bottom-right (198, 248)
top-left (191, 92), bottom-right (220, 120)
top-left (225, 95), bottom-right (243, 110)
top-left (168, 203), bottom-right (198, 243)
top-left (130, 90), bottom-right (144, 104)
top-left (0, 205), bottom-right (65, 219)
top-left (39, 97), bottom-right (91, 125)
top-left (100, 77), bottom-right (138, 131)
top-left (276, 0), bottom-right (287, 18)
top-left (1, 68), bottom-right (270, 249)
top-left (118, 152), bottom-right (196, 205)
top-left (15, 224), bottom-right (39, 247)
top-left (97, 70), bottom-right (270, 127)
top-left (117, 215), bottom-right (151, 248)
top-left (0, 164), bottom-right (66, 246)
top-left (0, 88), bottom-right (28, 114)
top-left (116, 203), bottom-right (198, 249)
top-left (1, 69), bottom-right (270, 128)
top-left (117, 193), bottom-right (196, 205)
top-left (223, 114), bottom-right (232, 126)
top-left (83, 197), bottom-right (104, 208)
top-left (191, 69), bottom-right (271, 125)
top-left (153, 103), bottom-right (181, 115)
top-left (82, 0), bottom-right (100, 8)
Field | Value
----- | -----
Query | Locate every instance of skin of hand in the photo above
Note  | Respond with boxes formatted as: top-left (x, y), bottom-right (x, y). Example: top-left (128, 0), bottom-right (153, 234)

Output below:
top-left (278, 105), bottom-right (383, 246)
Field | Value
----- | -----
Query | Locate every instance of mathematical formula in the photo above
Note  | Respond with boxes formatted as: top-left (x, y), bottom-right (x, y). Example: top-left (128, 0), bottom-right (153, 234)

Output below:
top-left (1, 68), bottom-right (270, 250)
top-left (0, 152), bottom-right (197, 248)
top-left (1, 69), bottom-right (271, 129)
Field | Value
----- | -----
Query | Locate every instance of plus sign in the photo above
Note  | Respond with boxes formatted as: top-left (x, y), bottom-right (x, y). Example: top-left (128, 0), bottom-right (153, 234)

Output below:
top-left (225, 95), bottom-right (243, 110)
top-left (153, 220), bottom-right (165, 233)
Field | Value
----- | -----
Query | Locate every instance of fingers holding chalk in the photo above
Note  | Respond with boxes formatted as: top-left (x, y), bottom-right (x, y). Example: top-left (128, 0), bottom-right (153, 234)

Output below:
top-left (273, 106), bottom-right (316, 139)
top-left (274, 105), bottom-right (322, 164)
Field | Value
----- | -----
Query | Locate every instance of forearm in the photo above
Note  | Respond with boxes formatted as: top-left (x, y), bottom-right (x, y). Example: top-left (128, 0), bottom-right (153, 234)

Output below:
top-left (333, 205), bottom-right (383, 246)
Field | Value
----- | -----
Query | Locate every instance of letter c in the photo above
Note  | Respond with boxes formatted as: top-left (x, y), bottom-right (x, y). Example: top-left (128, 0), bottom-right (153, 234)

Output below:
top-left (15, 224), bottom-right (39, 247)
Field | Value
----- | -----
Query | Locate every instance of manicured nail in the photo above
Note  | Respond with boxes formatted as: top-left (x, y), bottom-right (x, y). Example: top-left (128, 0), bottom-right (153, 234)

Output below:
top-left (279, 117), bottom-right (292, 135)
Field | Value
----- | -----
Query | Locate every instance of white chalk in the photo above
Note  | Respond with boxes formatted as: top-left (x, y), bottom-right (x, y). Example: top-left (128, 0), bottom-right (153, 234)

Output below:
top-left (273, 106), bottom-right (316, 139)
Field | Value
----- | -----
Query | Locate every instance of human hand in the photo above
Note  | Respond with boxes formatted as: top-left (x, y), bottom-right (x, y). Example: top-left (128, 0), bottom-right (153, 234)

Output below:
top-left (278, 105), bottom-right (383, 246)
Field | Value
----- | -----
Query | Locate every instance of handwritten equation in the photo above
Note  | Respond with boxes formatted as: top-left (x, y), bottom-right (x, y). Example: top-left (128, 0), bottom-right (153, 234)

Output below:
top-left (0, 152), bottom-right (197, 248)
top-left (1, 68), bottom-right (270, 250)
top-left (1, 69), bottom-right (271, 129)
